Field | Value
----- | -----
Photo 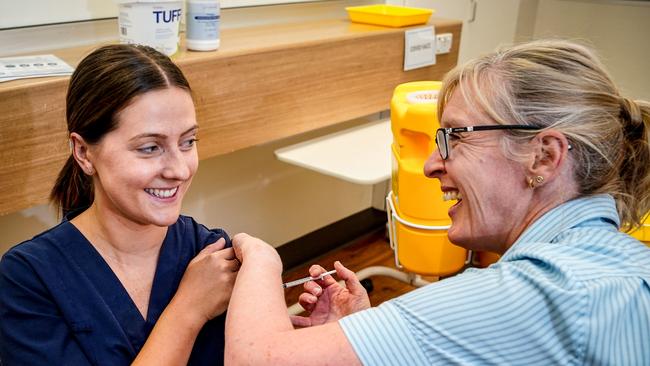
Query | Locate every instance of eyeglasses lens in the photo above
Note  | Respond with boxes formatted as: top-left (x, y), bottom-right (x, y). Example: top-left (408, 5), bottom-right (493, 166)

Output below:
top-left (436, 129), bottom-right (448, 160)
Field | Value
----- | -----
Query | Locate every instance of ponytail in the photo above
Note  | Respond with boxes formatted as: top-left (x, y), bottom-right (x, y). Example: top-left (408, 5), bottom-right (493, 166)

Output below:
top-left (50, 155), bottom-right (94, 217)
top-left (618, 99), bottom-right (650, 229)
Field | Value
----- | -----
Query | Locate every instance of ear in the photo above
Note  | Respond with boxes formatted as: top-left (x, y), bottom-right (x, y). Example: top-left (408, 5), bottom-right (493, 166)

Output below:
top-left (70, 132), bottom-right (96, 176)
top-left (526, 130), bottom-right (571, 185)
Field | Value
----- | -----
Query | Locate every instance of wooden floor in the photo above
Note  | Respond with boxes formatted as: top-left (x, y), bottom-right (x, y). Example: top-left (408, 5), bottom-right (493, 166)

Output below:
top-left (282, 229), bottom-right (423, 309)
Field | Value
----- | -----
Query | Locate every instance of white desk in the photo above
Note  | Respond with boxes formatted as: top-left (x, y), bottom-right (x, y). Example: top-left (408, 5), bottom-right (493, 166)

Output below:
top-left (274, 119), bottom-right (392, 185)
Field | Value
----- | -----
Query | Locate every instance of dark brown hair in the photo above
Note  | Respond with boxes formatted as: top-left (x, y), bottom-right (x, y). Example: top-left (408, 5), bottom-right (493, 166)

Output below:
top-left (50, 44), bottom-right (191, 216)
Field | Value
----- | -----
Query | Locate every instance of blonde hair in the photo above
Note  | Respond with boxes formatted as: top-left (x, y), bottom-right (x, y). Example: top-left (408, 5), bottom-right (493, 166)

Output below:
top-left (438, 39), bottom-right (650, 229)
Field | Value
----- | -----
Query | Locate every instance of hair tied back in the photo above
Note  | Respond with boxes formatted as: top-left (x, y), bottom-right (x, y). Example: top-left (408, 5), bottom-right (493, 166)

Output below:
top-left (619, 97), bottom-right (644, 139)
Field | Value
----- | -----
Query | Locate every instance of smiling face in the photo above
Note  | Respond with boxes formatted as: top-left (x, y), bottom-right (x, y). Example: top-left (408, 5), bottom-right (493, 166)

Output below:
top-left (86, 87), bottom-right (198, 228)
top-left (424, 90), bottom-right (533, 253)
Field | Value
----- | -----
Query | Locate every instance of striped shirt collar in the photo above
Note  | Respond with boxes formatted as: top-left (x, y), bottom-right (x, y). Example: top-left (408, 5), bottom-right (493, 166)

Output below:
top-left (503, 194), bottom-right (620, 258)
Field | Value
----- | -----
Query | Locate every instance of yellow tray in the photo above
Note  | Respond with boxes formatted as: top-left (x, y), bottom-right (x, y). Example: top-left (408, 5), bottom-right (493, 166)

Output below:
top-left (345, 5), bottom-right (434, 28)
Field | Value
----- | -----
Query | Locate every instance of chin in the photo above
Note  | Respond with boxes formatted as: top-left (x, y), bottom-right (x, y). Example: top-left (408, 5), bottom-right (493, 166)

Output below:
top-left (446, 226), bottom-right (472, 249)
top-left (447, 235), bottom-right (470, 248)
top-left (156, 218), bottom-right (178, 227)
top-left (144, 209), bottom-right (181, 227)
top-left (155, 214), bottom-right (181, 227)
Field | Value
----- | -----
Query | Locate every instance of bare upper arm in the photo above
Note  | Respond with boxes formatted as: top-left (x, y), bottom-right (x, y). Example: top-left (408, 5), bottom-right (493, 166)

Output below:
top-left (226, 321), bottom-right (362, 366)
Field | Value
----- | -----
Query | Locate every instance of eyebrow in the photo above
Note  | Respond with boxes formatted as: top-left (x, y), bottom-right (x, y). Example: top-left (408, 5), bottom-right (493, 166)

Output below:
top-left (129, 125), bottom-right (199, 141)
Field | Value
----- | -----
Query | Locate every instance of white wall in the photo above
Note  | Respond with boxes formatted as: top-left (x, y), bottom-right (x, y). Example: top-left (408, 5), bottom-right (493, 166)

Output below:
top-left (390, 0), bottom-right (526, 63)
top-left (0, 0), bottom-right (327, 29)
top-left (398, 0), bottom-right (650, 100)
top-left (532, 0), bottom-right (650, 100)
top-left (0, 0), bottom-right (374, 57)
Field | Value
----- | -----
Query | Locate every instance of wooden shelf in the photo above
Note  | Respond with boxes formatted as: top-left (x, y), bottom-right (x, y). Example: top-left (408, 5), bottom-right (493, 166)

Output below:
top-left (0, 17), bottom-right (461, 215)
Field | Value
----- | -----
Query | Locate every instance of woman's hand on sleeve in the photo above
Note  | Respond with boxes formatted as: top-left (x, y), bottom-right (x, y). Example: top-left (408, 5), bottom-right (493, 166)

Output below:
top-left (175, 237), bottom-right (240, 321)
top-left (134, 238), bottom-right (239, 365)
top-left (290, 261), bottom-right (371, 328)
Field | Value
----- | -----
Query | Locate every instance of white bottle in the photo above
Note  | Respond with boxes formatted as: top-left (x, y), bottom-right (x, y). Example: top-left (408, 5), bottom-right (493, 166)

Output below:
top-left (186, 0), bottom-right (220, 51)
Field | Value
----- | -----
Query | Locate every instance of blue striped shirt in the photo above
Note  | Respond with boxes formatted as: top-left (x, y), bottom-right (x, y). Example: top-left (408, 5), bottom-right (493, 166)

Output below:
top-left (340, 194), bottom-right (650, 365)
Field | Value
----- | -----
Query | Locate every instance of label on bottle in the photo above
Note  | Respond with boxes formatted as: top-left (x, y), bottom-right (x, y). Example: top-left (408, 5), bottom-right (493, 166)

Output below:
top-left (118, 2), bottom-right (183, 56)
top-left (187, 2), bottom-right (220, 41)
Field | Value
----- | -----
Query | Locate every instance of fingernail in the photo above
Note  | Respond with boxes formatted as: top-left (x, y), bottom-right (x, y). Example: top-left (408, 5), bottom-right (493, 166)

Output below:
top-left (314, 286), bottom-right (321, 295)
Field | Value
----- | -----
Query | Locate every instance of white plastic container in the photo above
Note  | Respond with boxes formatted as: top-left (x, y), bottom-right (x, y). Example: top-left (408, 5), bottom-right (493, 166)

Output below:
top-left (115, 0), bottom-right (183, 56)
top-left (186, 0), bottom-right (221, 51)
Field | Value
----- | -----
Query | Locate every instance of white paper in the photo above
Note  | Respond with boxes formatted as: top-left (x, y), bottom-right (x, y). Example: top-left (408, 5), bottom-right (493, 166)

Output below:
top-left (404, 26), bottom-right (436, 71)
top-left (0, 55), bottom-right (74, 83)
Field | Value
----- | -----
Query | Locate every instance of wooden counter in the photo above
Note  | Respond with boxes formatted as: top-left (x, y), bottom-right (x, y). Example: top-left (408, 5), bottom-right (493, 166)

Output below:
top-left (0, 17), bottom-right (461, 215)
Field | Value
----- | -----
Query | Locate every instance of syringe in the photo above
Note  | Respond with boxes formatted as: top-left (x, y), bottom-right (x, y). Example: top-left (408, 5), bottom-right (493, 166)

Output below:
top-left (282, 269), bottom-right (337, 289)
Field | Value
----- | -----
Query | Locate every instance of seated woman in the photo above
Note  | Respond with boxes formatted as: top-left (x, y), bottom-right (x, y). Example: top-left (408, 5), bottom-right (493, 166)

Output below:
top-left (225, 39), bottom-right (650, 365)
top-left (0, 44), bottom-right (239, 365)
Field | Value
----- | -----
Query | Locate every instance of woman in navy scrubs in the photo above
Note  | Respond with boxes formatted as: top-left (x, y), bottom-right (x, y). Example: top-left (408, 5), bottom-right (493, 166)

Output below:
top-left (0, 44), bottom-right (239, 365)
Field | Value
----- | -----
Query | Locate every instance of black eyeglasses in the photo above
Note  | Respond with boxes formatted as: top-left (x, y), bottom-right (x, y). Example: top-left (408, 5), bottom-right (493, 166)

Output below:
top-left (435, 125), bottom-right (540, 160)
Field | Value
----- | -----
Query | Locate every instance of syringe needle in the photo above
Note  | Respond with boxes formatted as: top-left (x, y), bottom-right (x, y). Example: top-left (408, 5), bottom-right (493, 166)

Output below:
top-left (282, 269), bottom-right (337, 289)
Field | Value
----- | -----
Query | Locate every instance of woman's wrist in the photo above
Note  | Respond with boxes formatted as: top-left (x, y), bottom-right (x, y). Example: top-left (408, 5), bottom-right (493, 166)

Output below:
top-left (133, 294), bottom-right (206, 365)
top-left (165, 294), bottom-right (209, 333)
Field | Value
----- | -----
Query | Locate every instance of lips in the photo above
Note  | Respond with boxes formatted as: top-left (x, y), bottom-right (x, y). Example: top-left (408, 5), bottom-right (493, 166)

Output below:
top-left (144, 187), bottom-right (178, 199)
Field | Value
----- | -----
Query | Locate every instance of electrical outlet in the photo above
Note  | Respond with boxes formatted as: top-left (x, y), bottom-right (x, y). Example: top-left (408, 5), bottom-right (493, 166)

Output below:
top-left (436, 33), bottom-right (453, 54)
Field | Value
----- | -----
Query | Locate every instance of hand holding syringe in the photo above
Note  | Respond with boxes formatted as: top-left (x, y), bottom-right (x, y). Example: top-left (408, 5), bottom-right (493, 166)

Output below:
top-left (282, 269), bottom-right (337, 289)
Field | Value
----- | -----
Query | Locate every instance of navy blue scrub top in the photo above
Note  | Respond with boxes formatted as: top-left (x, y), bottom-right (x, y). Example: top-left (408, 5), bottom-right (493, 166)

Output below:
top-left (0, 214), bottom-right (231, 365)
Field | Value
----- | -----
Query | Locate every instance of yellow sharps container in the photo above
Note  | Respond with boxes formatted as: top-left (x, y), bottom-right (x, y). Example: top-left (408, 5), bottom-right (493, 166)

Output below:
top-left (628, 214), bottom-right (650, 247)
top-left (386, 81), bottom-right (467, 276)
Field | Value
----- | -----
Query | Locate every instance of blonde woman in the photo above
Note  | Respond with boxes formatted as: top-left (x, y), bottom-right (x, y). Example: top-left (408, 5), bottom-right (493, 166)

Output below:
top-left (227, 40), bottom-right (650, 365)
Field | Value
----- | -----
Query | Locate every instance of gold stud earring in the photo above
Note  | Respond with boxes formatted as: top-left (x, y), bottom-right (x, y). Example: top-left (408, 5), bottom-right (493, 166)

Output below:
top-left (528, 175), bottom-right (544, 189)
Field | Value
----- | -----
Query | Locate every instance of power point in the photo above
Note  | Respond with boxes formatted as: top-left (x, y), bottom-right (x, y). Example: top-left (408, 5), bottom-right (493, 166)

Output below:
top-left (436, 33), bottom-right (453, 54)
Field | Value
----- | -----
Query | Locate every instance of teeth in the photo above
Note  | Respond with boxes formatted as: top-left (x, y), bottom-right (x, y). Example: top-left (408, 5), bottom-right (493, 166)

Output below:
top-left (145, 187), bottom-right (178, 198)
top-left (442, 191), bottom-right (462, 202)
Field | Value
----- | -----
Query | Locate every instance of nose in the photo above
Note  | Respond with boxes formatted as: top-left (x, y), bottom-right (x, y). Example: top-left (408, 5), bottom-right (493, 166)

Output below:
top-left (161, 148), bottom-right (193, 181)
top-left (423, 148), bottom-right (445, 179)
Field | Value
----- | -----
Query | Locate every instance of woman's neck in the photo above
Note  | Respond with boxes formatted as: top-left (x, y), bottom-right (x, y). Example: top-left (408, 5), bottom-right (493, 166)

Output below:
top-left (70, 202), bottom-right (168, 262)
top-left (502, 174), bottom-right (579, 254)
